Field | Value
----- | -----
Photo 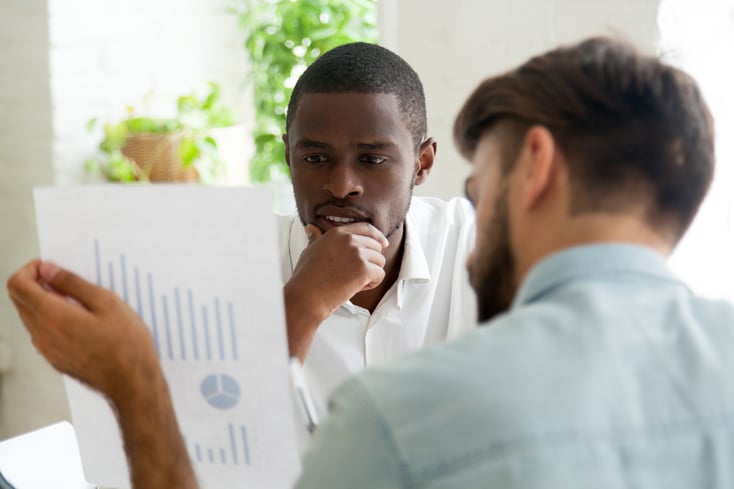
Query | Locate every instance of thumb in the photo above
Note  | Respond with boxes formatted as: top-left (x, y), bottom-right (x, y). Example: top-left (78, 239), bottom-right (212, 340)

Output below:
top-left (39, 261), bottom-right (110, 312)
top-left (304, 224), bottom-right (323, 244)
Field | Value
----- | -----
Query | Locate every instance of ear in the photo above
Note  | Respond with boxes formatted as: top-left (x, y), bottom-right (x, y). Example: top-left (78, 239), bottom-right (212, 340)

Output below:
top-left (518, 126), bottom-right (557, 210)
top-left (282, 134), bottom-right (291, 169)
top-left (414, 138), bottom-right (437, 186)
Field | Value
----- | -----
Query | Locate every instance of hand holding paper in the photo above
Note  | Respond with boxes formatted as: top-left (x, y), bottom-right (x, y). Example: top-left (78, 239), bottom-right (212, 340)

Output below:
top-left (8, 260), bottom-right (158, 402)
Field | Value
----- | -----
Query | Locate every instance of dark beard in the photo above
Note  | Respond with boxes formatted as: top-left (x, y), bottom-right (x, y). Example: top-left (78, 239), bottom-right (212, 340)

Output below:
top-left (471, 184), bottom-right (517, 323)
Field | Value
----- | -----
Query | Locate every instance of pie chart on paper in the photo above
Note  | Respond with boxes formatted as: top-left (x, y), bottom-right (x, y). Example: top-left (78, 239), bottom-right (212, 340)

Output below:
top-left (201, 373), bottom-right (241, 410)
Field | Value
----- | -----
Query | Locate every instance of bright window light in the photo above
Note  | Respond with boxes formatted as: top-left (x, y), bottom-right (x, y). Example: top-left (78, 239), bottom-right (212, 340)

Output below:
top-left (660, 0), bottom-right (734, 301)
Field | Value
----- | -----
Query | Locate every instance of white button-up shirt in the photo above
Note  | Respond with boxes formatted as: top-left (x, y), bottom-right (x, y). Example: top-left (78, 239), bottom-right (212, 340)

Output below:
top-left (278, 196), bottom-right (477, 417)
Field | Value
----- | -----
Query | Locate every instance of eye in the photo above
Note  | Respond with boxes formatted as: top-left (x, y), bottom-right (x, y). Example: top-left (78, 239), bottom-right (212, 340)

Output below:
top-left (302, 154), bottom-right (328, 164)
top-left (359, 155), bottom-right (387, 165)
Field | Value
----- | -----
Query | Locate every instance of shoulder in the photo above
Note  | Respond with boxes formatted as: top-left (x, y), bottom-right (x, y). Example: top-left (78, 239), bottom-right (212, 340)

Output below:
top-left (407, 197), bottom-right (475, 252)
top-left (409, 196), bottom-right (475, 227)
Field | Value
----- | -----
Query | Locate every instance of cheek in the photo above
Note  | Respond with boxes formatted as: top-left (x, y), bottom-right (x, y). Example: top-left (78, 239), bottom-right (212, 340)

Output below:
top-left (473, 197), bottom-right (496, 231)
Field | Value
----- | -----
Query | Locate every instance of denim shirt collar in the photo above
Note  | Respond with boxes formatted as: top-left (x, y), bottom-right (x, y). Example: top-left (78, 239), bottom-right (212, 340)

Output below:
top-left (511, 243), bottom-right (687, 309)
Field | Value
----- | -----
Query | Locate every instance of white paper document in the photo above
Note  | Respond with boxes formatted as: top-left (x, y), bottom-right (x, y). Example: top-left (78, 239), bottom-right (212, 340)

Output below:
top-left (34, 185), bottom-right (301, 489)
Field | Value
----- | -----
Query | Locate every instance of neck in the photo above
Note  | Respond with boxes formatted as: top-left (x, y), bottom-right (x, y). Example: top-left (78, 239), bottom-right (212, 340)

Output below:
top-left (515, 213), bottom-right (674, 288)
top-left (351, 221), bottom-right (406, 312)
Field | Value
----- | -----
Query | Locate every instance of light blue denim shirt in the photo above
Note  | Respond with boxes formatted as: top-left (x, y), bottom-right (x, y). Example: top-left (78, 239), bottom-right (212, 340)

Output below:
top-left (295, 244), bottom-right (734, 488)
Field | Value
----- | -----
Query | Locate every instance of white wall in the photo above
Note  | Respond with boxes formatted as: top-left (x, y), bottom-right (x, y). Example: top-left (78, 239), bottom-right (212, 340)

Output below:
top-left (380, 0), bottom-right (661, 200)
top-left (0, 0), bottom-right (251, 440)
top-left (0, 0), bottom-right (60, 441)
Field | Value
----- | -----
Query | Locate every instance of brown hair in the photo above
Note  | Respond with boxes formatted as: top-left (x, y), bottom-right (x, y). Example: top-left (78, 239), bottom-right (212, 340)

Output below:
top-left (454, 37), bottom-right (715, 240)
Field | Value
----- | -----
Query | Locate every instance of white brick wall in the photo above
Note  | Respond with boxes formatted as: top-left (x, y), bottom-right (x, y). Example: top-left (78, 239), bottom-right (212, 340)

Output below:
top-left (0, 0), bottom-right (253, 440)
top-left (380, 0), bottom-right (661, 200)
top-left (0, 0), bottom-right (59, 440)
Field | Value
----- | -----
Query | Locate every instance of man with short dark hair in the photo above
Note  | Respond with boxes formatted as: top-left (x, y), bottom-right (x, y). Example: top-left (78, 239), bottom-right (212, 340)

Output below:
top-left (279, 42), bottom-right (476, 417)
top-left (8, 37), bottom-right (734, 488)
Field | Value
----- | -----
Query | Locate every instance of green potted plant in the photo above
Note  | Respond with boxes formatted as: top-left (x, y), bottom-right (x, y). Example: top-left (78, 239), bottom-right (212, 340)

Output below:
top-left (85, 82), bottom-right (246, 184)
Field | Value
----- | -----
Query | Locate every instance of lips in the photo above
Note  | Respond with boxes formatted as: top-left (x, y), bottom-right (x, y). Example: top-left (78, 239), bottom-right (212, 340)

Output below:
top-left (314, 204), bottom-right (370, 228)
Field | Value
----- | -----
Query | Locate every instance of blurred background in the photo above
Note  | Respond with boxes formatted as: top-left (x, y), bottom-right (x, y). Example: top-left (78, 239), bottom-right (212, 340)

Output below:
top-left (0, 0), bottom-right (732, 440)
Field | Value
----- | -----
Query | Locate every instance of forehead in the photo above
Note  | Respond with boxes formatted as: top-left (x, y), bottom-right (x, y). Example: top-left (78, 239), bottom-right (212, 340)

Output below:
top-left (288, 92), bottom-right (412, 146)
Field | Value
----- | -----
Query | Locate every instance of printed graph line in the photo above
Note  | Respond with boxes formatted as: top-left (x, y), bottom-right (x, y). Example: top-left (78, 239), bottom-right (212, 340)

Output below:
top-left (121, 254), bottom-right (129, 303)
top-left (93, 240), bottom-right (241, 363)
top-left (147, 273), bottom-right (161, 357)
top-left (188, 290), bottom-right (199, 361)
top-left (108, 262), bottom-right (115, 293)
top-left (175, 288), bottom-right (187, 361)
top-left (228, 302), bottom-right (238, 360)
top-left (241, 426), bottom-right (251, 466)
top-left (215, 299), bottom-right (225, 361)
top-left (162, 296), bottom-right (174, 361)
top-left (203, 305), bottom-right (212, 361)
top-left (228, 423), bottom-right (239, 465)
top-left (134, 267), bottom-right (143, 317)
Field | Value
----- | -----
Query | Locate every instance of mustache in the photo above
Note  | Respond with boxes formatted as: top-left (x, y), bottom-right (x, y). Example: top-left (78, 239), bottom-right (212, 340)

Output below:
top-left (313, 200), bottom-right (370, 215)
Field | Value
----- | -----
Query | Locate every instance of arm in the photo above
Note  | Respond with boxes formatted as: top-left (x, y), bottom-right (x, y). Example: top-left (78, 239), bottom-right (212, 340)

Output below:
top-left (284, 223), bottom-right (388, 361)
top-left (6, 261), bottom-right (199, 489)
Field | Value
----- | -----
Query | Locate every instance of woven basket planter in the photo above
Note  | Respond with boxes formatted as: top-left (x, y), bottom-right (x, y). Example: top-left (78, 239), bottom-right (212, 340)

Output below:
top-left (119, 125), bottom-right (249, 184)
top-left (121, 132), bottom-right (199, 183)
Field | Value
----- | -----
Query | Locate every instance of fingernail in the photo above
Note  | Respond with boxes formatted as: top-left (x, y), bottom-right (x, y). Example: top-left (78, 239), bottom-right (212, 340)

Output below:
top-left (39, 262), bottom-right (61, 282)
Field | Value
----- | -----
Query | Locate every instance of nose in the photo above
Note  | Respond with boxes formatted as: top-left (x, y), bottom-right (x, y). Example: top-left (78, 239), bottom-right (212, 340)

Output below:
top-left (323, 162), bottom-right (363, 199)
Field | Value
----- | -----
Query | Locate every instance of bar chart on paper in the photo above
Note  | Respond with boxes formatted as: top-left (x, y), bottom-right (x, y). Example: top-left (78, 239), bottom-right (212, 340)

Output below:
top-left (93, 240), bottom-right (241, 365)
top-left (34, 185), bottom-right (301, 489)
top-left (92, 238), bottom-right (254, 468)
top-left (94, 239), bottom-right (251, 466)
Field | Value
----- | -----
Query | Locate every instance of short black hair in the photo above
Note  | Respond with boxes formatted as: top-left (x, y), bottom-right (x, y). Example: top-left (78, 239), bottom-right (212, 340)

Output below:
top-left (286, 42), bottom-right (427, 148)
top-left (454, 37), bottom-right (715, 242)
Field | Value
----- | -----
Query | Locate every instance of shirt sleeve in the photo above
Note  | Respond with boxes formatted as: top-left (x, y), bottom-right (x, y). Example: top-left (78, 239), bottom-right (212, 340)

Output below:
top-left (294, 377), bottom-right (407, 489)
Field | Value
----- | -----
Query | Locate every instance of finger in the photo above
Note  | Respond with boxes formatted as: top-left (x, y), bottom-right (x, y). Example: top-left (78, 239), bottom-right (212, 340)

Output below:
top-left (348, 233), bottom-right (390, 254)
top-left (39, 261), bottom-right (115, 313)
top-left (360, 247), bottom-right (387, 268)
top-left (9, 269), bottom-right (94, 335)
top-left (361, 266), bottom-right (386, 291)
top-left (6, 260), bottom-right (45, 310)
top-left (336, 222), bottom-right (389, 248)
top-left (305, 224), bottom-right (323, 244)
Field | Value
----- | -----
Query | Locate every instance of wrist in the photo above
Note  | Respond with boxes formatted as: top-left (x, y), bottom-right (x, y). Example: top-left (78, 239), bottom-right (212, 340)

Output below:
top-left (283, 282), bottom-right (331, 361)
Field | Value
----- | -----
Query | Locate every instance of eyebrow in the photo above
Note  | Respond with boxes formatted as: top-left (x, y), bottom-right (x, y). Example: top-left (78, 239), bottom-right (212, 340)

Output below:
top-left (356, 142), bottom-right (398, 151)
top-left (294, 139), bottom-right (332, 150)
top-left (294, 139), bottom-right (398, 151)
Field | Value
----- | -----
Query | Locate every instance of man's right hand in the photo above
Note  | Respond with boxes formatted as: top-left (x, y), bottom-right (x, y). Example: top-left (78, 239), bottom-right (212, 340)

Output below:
top-left (6, 260), bottom-right (159, 403)
top-left (6, 260), bottom-right (199, 489)
top-left (284, 222), bottom-right (389, 361)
